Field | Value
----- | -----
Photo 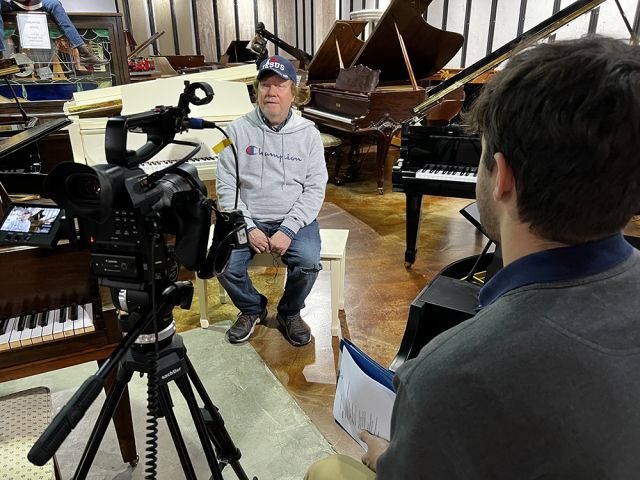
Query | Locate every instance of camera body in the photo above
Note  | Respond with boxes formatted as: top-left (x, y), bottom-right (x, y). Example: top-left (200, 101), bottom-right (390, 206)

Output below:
top-left (45, 82), bottom-right (216, 336)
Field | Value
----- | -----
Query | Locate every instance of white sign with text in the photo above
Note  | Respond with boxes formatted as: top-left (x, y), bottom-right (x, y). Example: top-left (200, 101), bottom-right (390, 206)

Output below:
top-left (17, 13), bottom-right (51, 49)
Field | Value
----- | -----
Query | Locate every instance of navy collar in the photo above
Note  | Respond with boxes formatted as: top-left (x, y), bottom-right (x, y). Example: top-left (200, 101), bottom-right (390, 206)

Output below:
top-left (479, 233), bottom-right (634, 308)
top-left (259, 108), bottom-right (292, 132)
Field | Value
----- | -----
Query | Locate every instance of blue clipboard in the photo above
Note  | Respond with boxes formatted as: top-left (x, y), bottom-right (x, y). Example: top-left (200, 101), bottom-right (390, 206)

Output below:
top-left (340, 339), bottom-right (395, 392)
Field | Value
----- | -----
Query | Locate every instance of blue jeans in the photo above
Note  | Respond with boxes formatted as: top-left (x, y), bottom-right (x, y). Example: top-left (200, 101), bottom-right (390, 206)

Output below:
top-left (1, 0), bottom-right (84, 51)
top-left (217, 220), bottom-right (322, 317)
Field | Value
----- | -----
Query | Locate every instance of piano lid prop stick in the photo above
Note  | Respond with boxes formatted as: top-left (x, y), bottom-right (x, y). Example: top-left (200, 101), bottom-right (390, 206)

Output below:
top-left (394, 21), bottom-right (418, 91)
top-left (612, 0), bottom-right (638, 45)
top-left (335, 39), bottom-right (344, 69)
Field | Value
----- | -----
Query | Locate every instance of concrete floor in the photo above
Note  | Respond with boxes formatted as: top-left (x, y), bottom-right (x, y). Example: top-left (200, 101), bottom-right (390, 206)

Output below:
top-left (0, 327), bottom-right (334, 480)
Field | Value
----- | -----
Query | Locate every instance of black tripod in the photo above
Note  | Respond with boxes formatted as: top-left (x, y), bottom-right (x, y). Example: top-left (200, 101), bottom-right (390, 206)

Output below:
top-left (29, 282), bottom-right (256, 480)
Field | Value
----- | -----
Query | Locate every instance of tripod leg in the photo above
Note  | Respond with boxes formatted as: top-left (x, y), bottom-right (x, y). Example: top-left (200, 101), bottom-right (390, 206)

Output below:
top-left (156, 384), bottom-right (199, 480)
top-left (173, 373), bottom-right (226, 480)
top-left (183, 356), bottom-right (253, 480)
top-left (73, 366), bottom-right (135, 480)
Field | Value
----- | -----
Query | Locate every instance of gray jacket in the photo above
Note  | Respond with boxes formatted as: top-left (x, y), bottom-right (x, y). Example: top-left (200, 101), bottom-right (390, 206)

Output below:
top-left (216, 107), bottom-right (328, 235)
top-left (378, 250), bottom-right (640, 479)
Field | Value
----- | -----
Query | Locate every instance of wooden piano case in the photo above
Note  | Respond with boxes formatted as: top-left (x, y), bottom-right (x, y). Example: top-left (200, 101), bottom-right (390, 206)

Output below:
top-left (0, 243), bottom-right (137, 464)
top-left (302, 0), bottom-right (463, 193)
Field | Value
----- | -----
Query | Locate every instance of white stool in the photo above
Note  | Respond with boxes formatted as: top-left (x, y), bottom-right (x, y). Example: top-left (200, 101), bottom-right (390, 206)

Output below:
top-left (197, 228), bottom-right (349, 337)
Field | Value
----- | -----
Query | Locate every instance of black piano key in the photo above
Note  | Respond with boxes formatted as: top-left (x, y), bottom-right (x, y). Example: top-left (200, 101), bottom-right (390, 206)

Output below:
top-left (58, 306), bottom-right (66, 322)
top-left (36, 311), bottom-right (46, 326)
top-left (42, 310), bottom-right (51, 326)
top-left (69, 303), bottom-right (78, 321)
top-left (0, 316), bottom-right (8, 335)
top-left (28, 311), bottom-right (37, 329)
top-left (17, 314), bottom-right (27, 331)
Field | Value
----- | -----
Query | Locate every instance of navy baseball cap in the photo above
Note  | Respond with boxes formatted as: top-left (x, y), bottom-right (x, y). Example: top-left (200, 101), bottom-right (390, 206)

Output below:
top-left (257, 55), bottom-right (298, 84)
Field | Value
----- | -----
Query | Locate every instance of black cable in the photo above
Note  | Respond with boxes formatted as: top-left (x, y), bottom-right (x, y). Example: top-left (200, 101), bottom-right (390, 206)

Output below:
top-left (144, 220), bottom-right (161, 479)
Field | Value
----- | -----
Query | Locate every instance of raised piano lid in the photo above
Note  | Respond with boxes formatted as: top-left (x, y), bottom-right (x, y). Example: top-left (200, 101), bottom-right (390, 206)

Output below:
top-left (307, 20), bottom-right (368, 83)
top-left (409, 0), bottom-right (608, 120)
top-left (349, 0), bottom-right (464, 83)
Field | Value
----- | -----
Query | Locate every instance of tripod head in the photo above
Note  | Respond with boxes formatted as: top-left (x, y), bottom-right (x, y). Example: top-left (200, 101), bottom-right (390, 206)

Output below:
top-left (113, 280), bottom-right (194, 345)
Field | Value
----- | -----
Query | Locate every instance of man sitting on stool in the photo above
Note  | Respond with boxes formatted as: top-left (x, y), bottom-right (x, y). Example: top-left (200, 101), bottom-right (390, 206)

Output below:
top-left (216, 55), bottom-right (328, 346)
top-left (0, 0), bottom-right (108, 65)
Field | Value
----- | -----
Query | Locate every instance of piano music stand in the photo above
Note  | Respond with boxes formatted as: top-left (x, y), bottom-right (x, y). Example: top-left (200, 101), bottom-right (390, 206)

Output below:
top-left (0, 118), bottom-right (71, 195)
top-left (0, 181), bottom-right (10, 218)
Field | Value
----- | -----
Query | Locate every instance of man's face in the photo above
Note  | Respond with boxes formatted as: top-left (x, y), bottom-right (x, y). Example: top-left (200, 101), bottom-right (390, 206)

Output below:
top-left (257, 73), bottom-right (294, 125)
top-left (476, 140), bottom-right (501, 243)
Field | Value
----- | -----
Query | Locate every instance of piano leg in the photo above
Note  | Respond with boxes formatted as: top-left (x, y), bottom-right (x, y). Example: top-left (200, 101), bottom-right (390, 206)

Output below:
top-left (99, 359), bottom-right (138, 466)
top-left (337, 136), bottom-right (362, 185)
top-left (405, 192), bottom-right (423, 267)
top-left (373, 130), bottom-right (396, 195)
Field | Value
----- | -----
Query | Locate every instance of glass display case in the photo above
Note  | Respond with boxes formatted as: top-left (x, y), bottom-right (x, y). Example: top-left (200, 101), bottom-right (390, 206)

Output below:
top-left (0, 12), bottom-right (129, 122)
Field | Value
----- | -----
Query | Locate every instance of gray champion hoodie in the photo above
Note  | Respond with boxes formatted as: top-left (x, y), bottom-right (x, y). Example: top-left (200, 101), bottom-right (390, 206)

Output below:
top-left (216, 107), bottom-right (328, 235)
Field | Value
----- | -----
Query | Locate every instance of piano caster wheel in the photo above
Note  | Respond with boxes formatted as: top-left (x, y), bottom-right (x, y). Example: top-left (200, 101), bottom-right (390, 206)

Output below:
top-left (333, 176), bottom-right (345, 186)
top-left (377, 187), bottom-right (384, 195)
top-left (129, 455), bottom-right (139, 467)
top-left (404, 261), bottom-right (414, 269)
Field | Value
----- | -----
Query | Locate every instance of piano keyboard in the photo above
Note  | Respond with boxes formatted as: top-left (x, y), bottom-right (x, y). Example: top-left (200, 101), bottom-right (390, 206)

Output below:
top-left (0, 303), bottom-right (95, 351)
top-left (415, 164), bottom-right (478, 183)
top-left (302, 107), bottom-right (354, 125)
top-left (140, 156), bottom-right (218, 181)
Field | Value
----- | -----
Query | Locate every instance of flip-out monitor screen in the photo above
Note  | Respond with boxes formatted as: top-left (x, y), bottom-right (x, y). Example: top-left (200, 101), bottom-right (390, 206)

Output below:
top-left (0, 202), bottom-right (62, 247)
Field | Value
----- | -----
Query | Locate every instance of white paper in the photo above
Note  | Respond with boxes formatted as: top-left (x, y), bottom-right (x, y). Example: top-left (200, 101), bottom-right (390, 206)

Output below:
top-left (17, 13), bottom-right (51, 50)
top-left (333, 346), bottom-right (396, 450)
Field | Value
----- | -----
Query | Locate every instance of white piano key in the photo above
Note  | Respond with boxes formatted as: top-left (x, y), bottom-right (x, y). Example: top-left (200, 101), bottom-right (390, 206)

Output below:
top-left (19, 312), bottom-right (38, 347)
top-left (63, 305), bottom-right (79, 338)
top-left (9, 315), bottom-right (25, 349)
top-left (0, 317), bottom-right (17, 351)
top-left (82, 303), bottom-right (95, 333)
top-left (29, 312), bottom-right (45, 344)
top-left (52, 307), bottom-right (66, 340)
top-left (41, 310), bottom-right (55, 342)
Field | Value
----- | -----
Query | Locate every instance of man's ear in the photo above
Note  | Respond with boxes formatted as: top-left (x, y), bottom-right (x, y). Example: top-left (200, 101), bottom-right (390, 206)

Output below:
top-left (492, 152), bottom-right (515, 202)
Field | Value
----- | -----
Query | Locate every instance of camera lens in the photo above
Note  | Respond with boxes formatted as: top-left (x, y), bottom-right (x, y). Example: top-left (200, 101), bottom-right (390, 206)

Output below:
top-left (66, 173), bottom-right (101, 204)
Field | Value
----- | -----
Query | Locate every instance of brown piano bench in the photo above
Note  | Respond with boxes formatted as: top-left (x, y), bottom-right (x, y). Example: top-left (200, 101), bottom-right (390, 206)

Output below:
top-left (0, 386), bottom-right (61, 480)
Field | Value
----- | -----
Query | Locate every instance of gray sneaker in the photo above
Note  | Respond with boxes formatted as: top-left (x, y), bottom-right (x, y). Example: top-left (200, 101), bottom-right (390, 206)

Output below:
top-left (227, 308), bottom-right (267, 344)
top-left (276, 313), bottom-right (311, 346)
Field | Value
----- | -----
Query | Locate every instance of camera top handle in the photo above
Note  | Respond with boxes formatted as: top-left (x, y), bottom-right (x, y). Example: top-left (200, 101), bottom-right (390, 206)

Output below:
top-left (105, 81), bottom-right (214, 168)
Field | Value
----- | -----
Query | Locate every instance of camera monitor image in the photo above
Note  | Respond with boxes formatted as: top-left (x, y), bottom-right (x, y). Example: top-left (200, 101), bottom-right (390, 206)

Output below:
top-left (0, 203), bottom-right (62, 247)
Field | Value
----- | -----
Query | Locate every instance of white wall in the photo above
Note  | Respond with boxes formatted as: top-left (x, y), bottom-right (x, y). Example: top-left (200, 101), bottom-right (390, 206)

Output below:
top-left (424, 0), bottom-right (639, 69)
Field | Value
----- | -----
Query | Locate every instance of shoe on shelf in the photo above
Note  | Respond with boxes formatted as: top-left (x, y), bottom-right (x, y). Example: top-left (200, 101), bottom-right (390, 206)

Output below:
top-left (276, 313), bottom-right (311, 346)
top-left (77, 44), bottom-right (109, 66)
top-left (227, 307), bottom-right (268, 344)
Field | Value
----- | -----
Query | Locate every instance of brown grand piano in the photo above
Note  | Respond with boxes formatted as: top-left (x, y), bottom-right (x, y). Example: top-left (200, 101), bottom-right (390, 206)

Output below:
top-left (302, 0), bottom-right (463, 193)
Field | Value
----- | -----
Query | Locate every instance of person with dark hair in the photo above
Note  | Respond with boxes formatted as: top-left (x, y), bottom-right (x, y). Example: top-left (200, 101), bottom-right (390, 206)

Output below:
top-left (0, 0), bottom-right (108, 65)
top-left (306, 36), bottom-right (640, 479)
top-left (216, 55), bottom-right (328, 346)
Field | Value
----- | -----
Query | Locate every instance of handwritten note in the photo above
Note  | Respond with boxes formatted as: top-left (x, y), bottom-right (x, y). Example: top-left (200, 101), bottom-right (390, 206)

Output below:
top-left (333, 345), bottom-right (396, 449)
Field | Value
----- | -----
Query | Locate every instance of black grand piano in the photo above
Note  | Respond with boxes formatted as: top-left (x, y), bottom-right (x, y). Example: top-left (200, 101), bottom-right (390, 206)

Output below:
top-left (392, 0), bottom-right (608, 267)
top-left (302, 0), bottom-right (463, 193)
top-left (390, 0), bottom-right (610, 369)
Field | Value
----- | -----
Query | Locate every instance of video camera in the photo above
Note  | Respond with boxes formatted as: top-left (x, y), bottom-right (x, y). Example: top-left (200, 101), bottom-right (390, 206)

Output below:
top-left (44, 80), bottom-right (247, 338)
